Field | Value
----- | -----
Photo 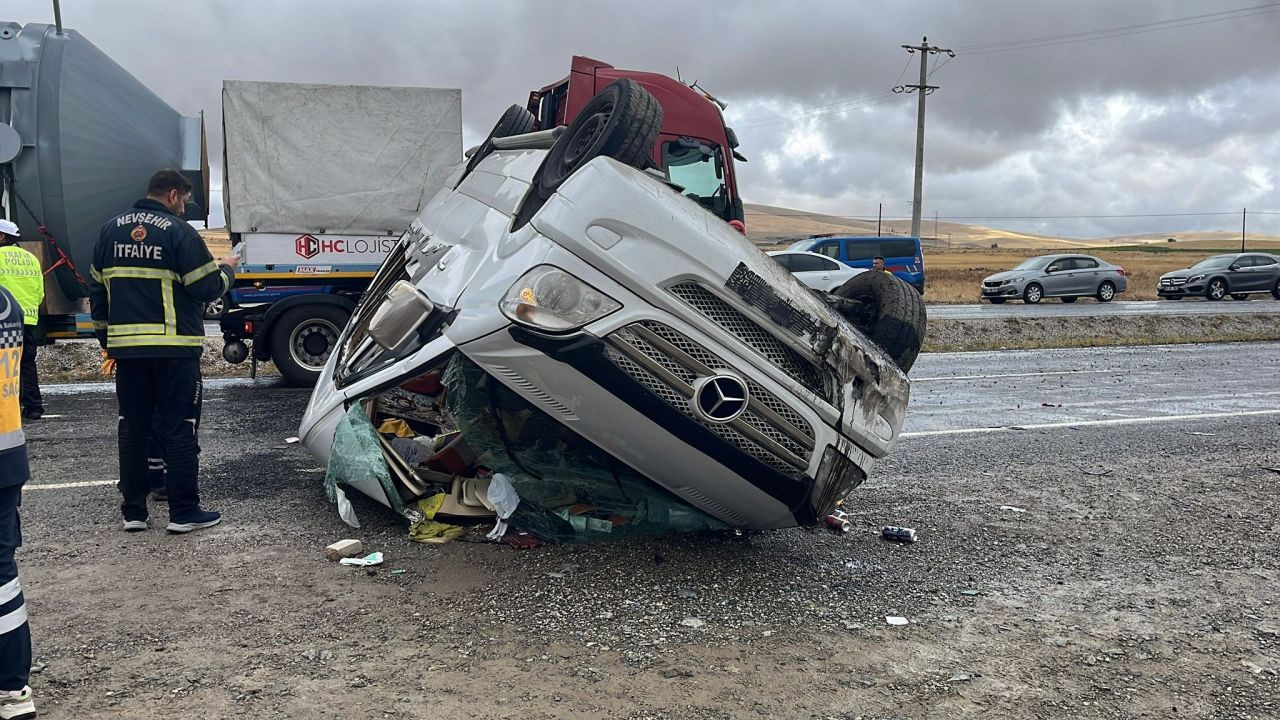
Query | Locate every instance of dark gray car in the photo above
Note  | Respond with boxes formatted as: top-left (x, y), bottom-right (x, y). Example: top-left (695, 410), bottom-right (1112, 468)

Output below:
top-left (1157, 253), bottom-right (1280, 301)
top-left (981, 254), bottom-right (1129, 304)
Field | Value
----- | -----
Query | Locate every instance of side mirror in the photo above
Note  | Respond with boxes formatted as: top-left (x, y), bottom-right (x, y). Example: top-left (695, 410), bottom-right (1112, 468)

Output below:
top-left (368, 280), bottom-right (434, 350)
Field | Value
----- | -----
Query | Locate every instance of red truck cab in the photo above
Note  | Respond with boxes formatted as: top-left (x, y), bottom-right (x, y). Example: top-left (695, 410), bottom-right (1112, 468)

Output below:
top-left (528, 56), bottom-right (746, 228)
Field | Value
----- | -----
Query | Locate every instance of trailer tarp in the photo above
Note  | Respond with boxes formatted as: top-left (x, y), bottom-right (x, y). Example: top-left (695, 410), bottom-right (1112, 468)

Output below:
top-left (222, 81), bottom-right (461, 236)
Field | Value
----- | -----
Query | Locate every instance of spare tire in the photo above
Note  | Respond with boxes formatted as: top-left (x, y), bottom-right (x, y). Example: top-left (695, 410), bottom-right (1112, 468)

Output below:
top-left (831, 271), bottom-right (927, 373)
top-left (459, 104), bottom-right (537, 185)
top-left (513, 78), bottom-right (663, 230)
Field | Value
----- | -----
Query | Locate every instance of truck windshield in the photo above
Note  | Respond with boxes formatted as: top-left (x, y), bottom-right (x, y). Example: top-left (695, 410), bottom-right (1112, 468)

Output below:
top-left (663, 139), bottom-right (728, 218)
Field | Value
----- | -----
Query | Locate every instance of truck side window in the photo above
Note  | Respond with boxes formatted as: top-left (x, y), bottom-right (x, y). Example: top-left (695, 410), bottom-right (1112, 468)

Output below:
top-left (662, 139), bottom-right (728, 219)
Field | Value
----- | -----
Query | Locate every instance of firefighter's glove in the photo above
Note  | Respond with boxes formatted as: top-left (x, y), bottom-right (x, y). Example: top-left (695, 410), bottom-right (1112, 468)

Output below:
top-left (100, 350), bottom-right (116, 377)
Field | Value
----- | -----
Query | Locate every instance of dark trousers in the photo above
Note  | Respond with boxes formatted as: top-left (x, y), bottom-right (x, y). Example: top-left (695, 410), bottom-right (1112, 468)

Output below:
top-left (19, 326), bottom-right (41, 414)
top-left (0, 485), bottom-right (31, 692)
top-left (116, 358), bottom-right (203, 520)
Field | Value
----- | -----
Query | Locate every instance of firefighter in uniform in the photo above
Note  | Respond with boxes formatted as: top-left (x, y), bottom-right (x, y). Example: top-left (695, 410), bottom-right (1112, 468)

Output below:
top-left (0, 285), bottom-right (37, 720)
top-left (88, 170), bottom-right (237, 533)
top-left (0, 220), bottom-right (44, 421)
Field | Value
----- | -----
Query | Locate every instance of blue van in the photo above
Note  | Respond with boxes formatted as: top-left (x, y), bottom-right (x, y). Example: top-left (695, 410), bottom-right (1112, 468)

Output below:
top-left (788, 235), bottom-right (925, 293)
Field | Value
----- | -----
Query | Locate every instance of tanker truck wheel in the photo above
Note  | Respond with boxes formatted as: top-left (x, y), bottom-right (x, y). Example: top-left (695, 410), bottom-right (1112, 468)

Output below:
top-left (270, 306), bottom-right (349, 387)
top-left (512, 78), bottom-right (663, 230)
top-left (830, 272), bottom-right (927, 373)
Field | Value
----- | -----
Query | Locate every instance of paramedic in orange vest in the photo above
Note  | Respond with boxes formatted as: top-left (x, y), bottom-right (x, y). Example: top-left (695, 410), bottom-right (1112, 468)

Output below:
top-left (0, 284), bottom-right (37, 719)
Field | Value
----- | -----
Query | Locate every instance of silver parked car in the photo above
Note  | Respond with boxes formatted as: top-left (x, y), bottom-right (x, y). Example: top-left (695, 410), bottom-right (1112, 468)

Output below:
top-left (981, 254), bottom-right (1128, 304)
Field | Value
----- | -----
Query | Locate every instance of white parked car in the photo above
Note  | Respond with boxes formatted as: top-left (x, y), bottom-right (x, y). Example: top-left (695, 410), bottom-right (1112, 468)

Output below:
top-left (299, 81), bottom-right (922, 535)
top-left (768, 250), bottom-right (866, 292)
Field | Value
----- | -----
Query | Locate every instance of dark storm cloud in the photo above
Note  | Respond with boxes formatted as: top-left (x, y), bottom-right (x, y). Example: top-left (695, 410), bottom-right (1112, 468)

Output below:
top-left (6, 0), bottom-right (1280, 235)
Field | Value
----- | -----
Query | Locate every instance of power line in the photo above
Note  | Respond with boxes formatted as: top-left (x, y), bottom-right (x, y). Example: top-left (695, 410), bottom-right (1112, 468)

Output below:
top-left (955, 3), bottom-right (1280, 53)
top-left (731, 3), bottom-right (1275, 130)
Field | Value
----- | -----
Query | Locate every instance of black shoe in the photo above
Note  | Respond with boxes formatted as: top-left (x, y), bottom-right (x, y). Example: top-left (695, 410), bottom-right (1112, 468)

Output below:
top-left (21, 409), bottom-right (42, 421)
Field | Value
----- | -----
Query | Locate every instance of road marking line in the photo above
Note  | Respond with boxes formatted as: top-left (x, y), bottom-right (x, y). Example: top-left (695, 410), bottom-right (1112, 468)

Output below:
top-left (913, 369), bottom-right (1118, 382)
top-left (901, 408), bottom-right (1280, 438)
top-left (23, 480), bottom-right (116, 491)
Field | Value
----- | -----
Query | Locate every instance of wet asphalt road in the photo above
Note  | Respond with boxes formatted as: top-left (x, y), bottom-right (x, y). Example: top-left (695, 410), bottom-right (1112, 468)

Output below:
top-left (905, 341), bottom-right (1280, 434)
top-left (927, 298), bottom-right (1280, 320)
top-left (14, 341), bottom-right (1280, 718)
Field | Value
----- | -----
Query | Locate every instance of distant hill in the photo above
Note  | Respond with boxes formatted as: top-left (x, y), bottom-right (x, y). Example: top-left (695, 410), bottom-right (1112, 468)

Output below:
top-left (744, 204), bottom-right (1280, 250)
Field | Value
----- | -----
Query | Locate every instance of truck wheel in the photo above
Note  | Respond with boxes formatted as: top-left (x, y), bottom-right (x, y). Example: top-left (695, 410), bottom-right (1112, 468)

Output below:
top-left (512, 78), bottom-right (663, 229)
top-left (459, 104), bottom-right (537, 185)
top-left (831, 271), bottom-right (927, 373)
top-left (270, 305), bottom-right (349, 387)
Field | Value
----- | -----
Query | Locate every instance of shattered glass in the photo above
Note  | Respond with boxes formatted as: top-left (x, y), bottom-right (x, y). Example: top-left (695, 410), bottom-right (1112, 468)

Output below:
top-left (440, 354), bottom-right (726, 543)
top-left (324, 403), bottom-right (406, 514)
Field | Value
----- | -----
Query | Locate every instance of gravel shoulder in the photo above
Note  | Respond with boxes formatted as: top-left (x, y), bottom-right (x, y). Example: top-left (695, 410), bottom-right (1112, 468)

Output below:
top-left (15, 382), bottom-right (1280, 719)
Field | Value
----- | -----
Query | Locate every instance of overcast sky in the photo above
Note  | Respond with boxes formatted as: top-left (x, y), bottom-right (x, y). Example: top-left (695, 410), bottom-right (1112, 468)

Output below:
top-left (9, 0), bottom-right (1280, 237)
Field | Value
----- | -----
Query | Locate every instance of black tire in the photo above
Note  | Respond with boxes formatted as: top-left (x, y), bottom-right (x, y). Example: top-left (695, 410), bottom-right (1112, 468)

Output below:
top-left (988, 297), bottom-right (1006, 304)
top-left (1230, 293), bottom-right (1250, 301)
top-left (270, 305), bottom-right (349, 388)
top-left (1205, 278), bottom-right (1227, 301)
top-left (1096, 281), bottom-right (1116, 302)
top-left (1061, 296), bottom-right (1078, 303)
top-left (832, 272), bottom-right (927, 373)
top-left (512, 78), bottom-right (663, 230)
top-left (1023, 283), bottom-right (1044, 304)
top-left (1273, 279), bottom-right (1280, 300)
top-left (458, 104), bottom-right (537, 186)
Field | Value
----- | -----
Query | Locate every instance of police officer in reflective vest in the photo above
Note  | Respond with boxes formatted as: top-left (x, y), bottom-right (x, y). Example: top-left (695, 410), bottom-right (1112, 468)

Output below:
top-left (88, 170), bottom-right (238, 534)
top-left (0, 220), bottom-right (44, 421)
top-left (0, 285), bottom-right (37, 720)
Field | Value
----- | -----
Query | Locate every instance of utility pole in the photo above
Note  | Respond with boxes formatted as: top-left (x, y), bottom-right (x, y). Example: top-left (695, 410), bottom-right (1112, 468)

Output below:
top-left (933, 210), bottom-right (938, 243)
top-left (895, 37), bottom-right (953, 239)
top-left (1241, 207), bottom-right (1247, 252)
top-left (877, 203), bottom-right (882, 236)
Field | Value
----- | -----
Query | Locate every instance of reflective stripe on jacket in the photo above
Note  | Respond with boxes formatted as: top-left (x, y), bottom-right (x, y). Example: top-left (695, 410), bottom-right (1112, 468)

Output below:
top-left (0, 286), bottom-right (28, 489)
top-left (87, 198), bottom-right (234, 359)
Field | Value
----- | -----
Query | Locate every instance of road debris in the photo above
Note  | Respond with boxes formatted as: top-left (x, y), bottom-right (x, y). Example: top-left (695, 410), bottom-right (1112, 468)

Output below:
top-left (947, 673), bottom-right (973, 683)
top-left (390, 569), bottom-right (407, 576)
top-left (339, 552), bottom-right (384, 567)
top-left (1187, 431), bottom-right (1214, 436)
top-left (680, 617), bottom-right (706, 629)
top-left (285, 436), bottom-right (300, 444)
top-left (1000, 505), bottom-right (1028, 513)
top-left (825, 511), bottom-right (852, 533)
top-left (886, 616), bottom-right (909, 626)
top-left (881, 525), bottom-right (917, 543)
top-left (323, 539), bottom-right (363, 561)
top-left (1080, 468), bottom-right (1113, 477)
top-left (1262, 467), bottom-right (1280, 475)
